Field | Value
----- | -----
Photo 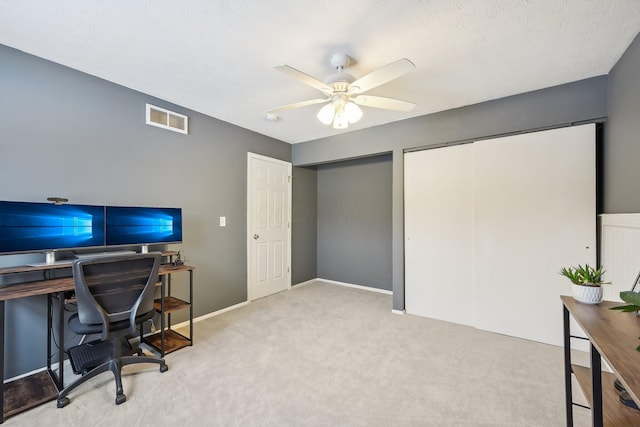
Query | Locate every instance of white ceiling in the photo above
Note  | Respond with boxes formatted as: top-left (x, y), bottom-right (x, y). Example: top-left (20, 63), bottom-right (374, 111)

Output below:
top-left (1, 1), bottom-right (639, 144)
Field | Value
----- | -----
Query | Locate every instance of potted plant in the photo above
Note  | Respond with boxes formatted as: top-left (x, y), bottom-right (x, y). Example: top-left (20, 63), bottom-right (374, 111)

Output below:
top-left (559, 264), bottom-right (609, 304)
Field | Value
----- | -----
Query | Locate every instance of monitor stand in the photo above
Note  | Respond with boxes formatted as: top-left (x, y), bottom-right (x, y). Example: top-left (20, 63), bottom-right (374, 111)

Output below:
top-left (27, 251), bottom-right (73, 267)
top-left (45, 250), bottom-right (57, 265)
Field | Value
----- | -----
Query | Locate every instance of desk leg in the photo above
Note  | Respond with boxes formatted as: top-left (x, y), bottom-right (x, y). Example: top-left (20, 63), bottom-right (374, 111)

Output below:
top-left (189, 270), bottom-right (193, 345)
top-left (47, 293), bottom-right (66, 390)
top-left (46, 293), bottom-right (65, 390)
top-left (57, 292), bottom-right (64, 389)
top-left (591, 343), bottom-right (603, 427)
top-left (167, 273), bottom-right (172, 338)
top-left (160, 276), bottom-right (165, 358)
top-left (563, 305), bottom-right (573, 427)
top-left (47, 295), bottom-right (52, 376)
top-left (1, 300), bottom-right (5, 424)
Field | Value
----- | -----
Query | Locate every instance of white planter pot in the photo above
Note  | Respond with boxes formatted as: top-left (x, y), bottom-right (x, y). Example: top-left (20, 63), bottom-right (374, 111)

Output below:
top-left (572, 284), bottom-right (603, 304)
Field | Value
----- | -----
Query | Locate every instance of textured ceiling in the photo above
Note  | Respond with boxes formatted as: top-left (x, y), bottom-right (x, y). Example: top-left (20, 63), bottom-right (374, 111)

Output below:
top-left (1, 1), bottom-right (639, 144)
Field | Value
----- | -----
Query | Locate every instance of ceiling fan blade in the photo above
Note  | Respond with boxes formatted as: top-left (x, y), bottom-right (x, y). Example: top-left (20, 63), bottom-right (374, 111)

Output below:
top-left (348, 58), bottom-right (415, 94)
top-left (353, 95), bottom-right (415, 112)
top-left (266, 98), bottom-right (329, 113)
top-left (275, 65), bottom-right (332, 95)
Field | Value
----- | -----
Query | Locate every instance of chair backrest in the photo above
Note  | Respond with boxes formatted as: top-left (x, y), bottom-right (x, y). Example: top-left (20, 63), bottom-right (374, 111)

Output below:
top-left (72, 253), bottom-right (161, 339)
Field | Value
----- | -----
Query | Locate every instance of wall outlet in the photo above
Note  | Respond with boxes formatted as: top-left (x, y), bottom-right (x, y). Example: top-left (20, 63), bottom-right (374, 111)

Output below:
top-left (219, 216), bottom-right (226, 227)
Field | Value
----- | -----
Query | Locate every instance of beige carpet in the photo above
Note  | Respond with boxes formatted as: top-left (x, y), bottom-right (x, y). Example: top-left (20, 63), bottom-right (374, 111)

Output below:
top-left (10, 280), bottom-right (591, 426)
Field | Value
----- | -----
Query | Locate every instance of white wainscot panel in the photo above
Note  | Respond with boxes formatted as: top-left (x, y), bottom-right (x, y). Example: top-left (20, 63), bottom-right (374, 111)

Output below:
top-left (600, 214), bottom-right (640, 302)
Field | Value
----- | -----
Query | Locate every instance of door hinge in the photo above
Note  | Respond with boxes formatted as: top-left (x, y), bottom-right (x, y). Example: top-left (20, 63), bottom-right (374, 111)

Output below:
top-left (288, 176), bottom-right (291, 183)
top-left (287, 266), bottom-right (290, 273)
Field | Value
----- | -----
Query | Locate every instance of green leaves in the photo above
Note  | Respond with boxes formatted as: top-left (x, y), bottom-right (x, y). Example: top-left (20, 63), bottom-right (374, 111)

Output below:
top-left (609, 291), bottom-right (640, 312)
top-left (610, 305), bottom-right (640, 312)
top-left (559, 264), bottom-right (609, 286)
top-left (620, 290), bottom-right (640, 306)
top-left (609, 292), bottom-right (640, 352)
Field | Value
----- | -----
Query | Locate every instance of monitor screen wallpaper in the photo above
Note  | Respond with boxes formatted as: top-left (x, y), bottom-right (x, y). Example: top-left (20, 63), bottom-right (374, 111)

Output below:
top-left (106, 206), bottom-right (183, 246)
top-left (0, 201), bottom-right (105, 254)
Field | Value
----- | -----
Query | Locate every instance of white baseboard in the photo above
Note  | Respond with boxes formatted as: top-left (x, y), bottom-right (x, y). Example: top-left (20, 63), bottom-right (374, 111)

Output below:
top-left (316, 278), bottom-right (393, 295)
top-left (5, 365), bottom-right (49, 384)
top-left (292, 278), bottom-right (317, 288)
top-left (5, 359), bottom-right (74, 384)
top-left (391, 309), bottom-right (406, 315)
top-left (170, 300), bottom-right (249, 330)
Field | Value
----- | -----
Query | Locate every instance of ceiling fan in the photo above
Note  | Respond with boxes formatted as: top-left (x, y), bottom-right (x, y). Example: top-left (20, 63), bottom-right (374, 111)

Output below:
top-left (267, 53), bottom-right (416, 129)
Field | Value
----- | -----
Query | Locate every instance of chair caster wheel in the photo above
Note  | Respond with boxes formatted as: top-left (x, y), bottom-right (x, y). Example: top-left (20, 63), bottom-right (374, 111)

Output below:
top-left (160, 363), bottom-right (169, 373)
top-left (115, 394), bottom-right (126, 405)
top-left (57, 397), bottom-right (70, 408)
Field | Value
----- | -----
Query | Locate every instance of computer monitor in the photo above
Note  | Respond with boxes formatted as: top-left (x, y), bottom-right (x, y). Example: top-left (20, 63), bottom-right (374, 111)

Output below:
top-left (0, 201), bottom-right (105, 254)
top-left (105, 206), bottom-right (182, 247)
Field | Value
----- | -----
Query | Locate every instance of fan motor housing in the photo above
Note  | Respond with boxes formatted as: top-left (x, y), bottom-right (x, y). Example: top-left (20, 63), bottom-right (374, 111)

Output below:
top-left (324, 73), bottom-right (355, 92)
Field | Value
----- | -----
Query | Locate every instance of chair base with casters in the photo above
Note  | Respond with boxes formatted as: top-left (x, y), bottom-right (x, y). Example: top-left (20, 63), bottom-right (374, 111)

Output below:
top-left (57, 253), bottom-right (169, 408)
top-left (57, 312), bottom-right (168, 407)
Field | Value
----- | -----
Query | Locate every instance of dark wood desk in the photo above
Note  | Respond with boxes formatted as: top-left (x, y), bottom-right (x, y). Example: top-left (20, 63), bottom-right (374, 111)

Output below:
top-left (562, 296), bottom-right (640, 426)
top-left (0, 261), bottom-right (193, 423)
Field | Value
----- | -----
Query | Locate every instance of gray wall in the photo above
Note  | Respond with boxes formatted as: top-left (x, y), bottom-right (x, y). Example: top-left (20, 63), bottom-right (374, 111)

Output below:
top-left (293, 76), bottom-right (609, 311)
top-left (317, 155), bottom-right (392, 291)
top-left (291, 166), bottom-right (317, 284)
top-left (0, 45), bottom-right (292, 378)
top-left (605, 33), bottom-right (640, 213)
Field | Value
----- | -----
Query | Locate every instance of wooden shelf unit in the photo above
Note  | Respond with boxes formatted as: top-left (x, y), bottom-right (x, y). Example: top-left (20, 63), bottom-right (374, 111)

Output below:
top-left (562, 296), bottom-right (640, 426)
top-left (143, 329), bottom-right (191, 354)
top-left (142, 261), bottom-right (194, 357)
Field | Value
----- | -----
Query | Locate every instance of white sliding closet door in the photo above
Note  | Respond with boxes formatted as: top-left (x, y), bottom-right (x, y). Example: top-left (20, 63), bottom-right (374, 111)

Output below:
top-left (405, 144), bottom-right (474, 325)
top-left (473, 124), bottom-right (595, 346)
top-left (404, 124), bottom-right (595, 346)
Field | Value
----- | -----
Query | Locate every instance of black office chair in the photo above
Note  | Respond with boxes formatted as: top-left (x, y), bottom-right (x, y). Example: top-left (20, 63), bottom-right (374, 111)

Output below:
top-left (57, 253), bottom-right (168, 408)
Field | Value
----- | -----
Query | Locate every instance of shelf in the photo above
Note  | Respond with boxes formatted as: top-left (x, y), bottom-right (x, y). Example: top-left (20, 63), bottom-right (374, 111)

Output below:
top-left (143, 329), bottom-right (191, 354)
top-left (150, 263), bottom-right (193, 357)
top-left (3, 371), bottom-right (57, 419)
top-left (157, 264), bottom-right (194, 275)
top-left (154, 296), bottom-right (190, 313)
top-left (572, 365), bottom-right (640, 426)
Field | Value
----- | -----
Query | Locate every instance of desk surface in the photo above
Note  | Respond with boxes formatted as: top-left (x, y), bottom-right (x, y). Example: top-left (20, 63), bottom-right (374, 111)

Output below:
top-left (0, 263), bottom-right (194, 302)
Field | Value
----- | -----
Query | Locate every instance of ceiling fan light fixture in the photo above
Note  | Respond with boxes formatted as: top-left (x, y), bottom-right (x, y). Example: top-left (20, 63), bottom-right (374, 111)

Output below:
top-left (333, 108), bottom-right (349, 129)
top-left (272, 55), bottom-right (415, 131)
top-left (317, 103), bottom-right (335, 125)
top-left (345, 101), bottom-right (363, 124)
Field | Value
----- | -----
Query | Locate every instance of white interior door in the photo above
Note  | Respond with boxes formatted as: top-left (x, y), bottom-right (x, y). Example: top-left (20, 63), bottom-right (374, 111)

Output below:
top-left (405, 144), bottom-right (475, 325)
top-left (473, 124), bottom-right (595, 346)
top-left (247, 153), bottom-right (291, 301)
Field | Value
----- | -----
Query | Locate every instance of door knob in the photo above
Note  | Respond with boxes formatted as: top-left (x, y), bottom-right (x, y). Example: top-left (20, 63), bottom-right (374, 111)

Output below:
top-left (253, 234), bottom-right (260, 240)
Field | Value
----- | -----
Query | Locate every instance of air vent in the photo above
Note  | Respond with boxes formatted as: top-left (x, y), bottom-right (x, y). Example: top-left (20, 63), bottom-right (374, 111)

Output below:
top-left (146, 104), bottom-right (188, 134)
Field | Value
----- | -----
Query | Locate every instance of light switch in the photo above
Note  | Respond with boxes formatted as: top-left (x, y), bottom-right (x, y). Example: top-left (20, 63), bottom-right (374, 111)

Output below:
top-left (219, 216), bottom-right (226, 227)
